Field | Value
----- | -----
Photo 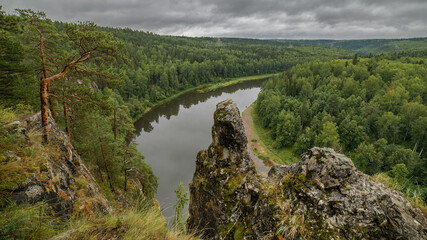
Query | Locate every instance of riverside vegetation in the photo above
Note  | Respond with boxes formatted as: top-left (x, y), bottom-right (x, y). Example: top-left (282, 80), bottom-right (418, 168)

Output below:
top-left (254, 54), bottom-right (427, 206)
top-left (1, 5), bottom-right (426, 239)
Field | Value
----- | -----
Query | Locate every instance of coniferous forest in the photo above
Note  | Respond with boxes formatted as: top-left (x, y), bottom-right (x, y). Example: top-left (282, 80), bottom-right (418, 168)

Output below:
top-left (255, 54), bottom-right (427, 200)
top-left (0, 4), bottom-right (426, 240)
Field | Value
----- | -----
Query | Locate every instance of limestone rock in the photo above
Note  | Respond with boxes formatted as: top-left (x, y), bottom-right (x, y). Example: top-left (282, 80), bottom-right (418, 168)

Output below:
top-left (271, 147), bottom-right (427, 239)
top-left (10, 111), bottom-right (112, 218)
top-left (187, 100), bottom-right (427, 240)
top-left (187, 99), bottom-right (259, 239)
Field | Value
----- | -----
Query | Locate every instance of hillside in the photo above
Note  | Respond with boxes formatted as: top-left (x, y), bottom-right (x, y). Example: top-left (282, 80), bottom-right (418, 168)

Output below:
top-left (1, 8), bottom-right (352, 120)
top-left (0, 109), bottom-right (199, 239)
top-left (253, 54), bottom-right (427, 204)
top-left (276, 38), bottom-right (427, 55)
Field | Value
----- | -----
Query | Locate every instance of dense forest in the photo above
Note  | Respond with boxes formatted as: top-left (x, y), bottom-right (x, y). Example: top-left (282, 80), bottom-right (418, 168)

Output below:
top-left (277, 38), bottom-right (427, 55)
top-left (86, 28), bottom-right (352, 119)
top-left (255, 54), bottom-right (427, 201)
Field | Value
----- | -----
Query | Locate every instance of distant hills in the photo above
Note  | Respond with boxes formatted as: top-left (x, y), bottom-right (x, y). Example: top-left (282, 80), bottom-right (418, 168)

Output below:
top-left (275, 37), bottom-right (427, 55)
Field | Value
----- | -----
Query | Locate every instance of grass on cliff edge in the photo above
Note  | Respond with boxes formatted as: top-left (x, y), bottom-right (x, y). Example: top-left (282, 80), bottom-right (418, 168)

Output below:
top-left (0, 201), bottom-right (200, 240)
top-left (372, 173), bottom-right (427, 217)
top-left (69, 205), bottom-right (200, 240)
top-left (249, 105), bottom-right (299, 165)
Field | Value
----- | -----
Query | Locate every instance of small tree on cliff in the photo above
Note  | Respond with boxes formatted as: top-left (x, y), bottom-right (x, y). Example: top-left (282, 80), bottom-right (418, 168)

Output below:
top-left (18, 9), bottom-right (122, 143)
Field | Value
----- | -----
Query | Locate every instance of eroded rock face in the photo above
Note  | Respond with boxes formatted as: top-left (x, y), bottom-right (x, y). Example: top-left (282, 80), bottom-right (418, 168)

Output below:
top-left (187, 100), bottom-right (427, 240)
top-left (187, 100), bottom-right (263, 239)
top-left (270, 147), bottom-right (427, 239)
top-left (10, 112), bottom-right (112, 218)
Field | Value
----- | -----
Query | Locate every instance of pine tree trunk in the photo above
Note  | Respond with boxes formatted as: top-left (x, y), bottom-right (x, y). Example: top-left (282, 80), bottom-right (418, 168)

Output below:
top-left (124, 157), bottom-right (127, 192)
top-left (99, 137), bottom-right (114, 192)
top-left (63, 101), bottom-right (71, 143)
top-left (47, 83), bottom-right (57, 118)
top-left (96, 122), bottom-right (114, 192)
top-left (114, 108), bottom-right (117, 141)
top-left (40, 80), bottom-right (49, 143)
top-left (62, 80), bottom-right (71, 142)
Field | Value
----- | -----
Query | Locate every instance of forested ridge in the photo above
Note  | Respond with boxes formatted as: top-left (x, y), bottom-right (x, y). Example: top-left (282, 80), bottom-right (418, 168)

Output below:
top-left (97, 27), bottom-right (351, 119)
top-left (2, 13), bottom-right (352, 120)
top-left (277, 38), bottom-right (427, 55)
top-left (255, 54), bottom-right (427, 201)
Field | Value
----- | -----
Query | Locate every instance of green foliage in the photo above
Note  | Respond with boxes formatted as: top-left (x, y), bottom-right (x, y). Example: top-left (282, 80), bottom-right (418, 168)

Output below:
top-left (277, 38), bottom-right (427, 55)
top-left (70, 203), bottom-right (199, 240)
top-left (0, 107), bottom-right (16, 123)
top-left (0, 202), bottom-right (58, 240)
top-left (352, 142), bottom-right (384, 175)
top-left (293, 127), bottom-right (315, 155)
top-left (389, 164), bottom-right (409, 187)
top-left (274, 110), bottom-right (301, 148)
top-left (173, 182), bottom-right (189, 233)
top-left (254, 55), bottom-right (427, 201)
top-left (386, 149), bottom-right (418, 173)
top-left (315, 121), bottom-right (340, 151)
top-left (338, 116), bottom-right (366, 151)
top-left (0, 8), bottom-right (37, 107)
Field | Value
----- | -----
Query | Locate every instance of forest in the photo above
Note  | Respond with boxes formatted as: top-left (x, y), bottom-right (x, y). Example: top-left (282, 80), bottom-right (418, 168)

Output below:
top-left (278, 38), bottom-right (427, 55)
top-left (1, 5), bottom-right (426, 239)
top-left (255, 53), bottom-right (427, 201)
top-left (1, 10), bottom-right (351, 120)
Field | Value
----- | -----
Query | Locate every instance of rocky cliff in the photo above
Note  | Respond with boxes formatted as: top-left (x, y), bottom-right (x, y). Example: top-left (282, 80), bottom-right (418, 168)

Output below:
top-left (5, 112), bottom-right (111, 218)
top-left (187, 99), bottom-right (427, 239)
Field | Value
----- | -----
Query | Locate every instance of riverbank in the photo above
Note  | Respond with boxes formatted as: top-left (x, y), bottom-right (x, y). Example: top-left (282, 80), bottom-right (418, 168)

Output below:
top-left (196, 73), bottom-right (280, 93)
top-left (242, 106), bottom-right (275, 176)
top-left (242, 105), bottom-right (298, 166)
top-left (133, 73), bottom-right (279, 122)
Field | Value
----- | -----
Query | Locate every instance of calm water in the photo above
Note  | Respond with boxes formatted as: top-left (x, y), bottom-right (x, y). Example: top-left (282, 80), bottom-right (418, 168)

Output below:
top-left (133, 79), bottom-right (265, 220)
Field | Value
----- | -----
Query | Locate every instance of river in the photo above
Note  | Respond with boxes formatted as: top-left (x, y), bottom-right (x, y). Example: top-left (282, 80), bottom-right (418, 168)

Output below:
top-left (133, 79), bottom-right (265, 221)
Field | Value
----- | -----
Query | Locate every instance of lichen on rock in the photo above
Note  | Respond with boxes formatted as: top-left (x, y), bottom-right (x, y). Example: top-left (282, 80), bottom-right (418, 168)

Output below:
top-left (9, 111), bottom-right (112, 218)
top-left (187, 100), bottom-right (427, 240)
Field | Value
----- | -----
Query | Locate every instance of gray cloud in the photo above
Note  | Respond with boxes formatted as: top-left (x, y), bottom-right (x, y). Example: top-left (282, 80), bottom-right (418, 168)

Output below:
top-left (2, 0), bottom-right (427, 39)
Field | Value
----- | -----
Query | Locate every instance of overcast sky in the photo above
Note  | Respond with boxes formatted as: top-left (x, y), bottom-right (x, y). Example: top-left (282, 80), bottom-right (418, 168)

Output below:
top-left (2, 0), bottom-right (427, 39)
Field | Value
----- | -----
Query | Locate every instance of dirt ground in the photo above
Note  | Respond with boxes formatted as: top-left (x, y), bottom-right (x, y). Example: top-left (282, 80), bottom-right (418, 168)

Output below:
top-left (242, 105), bottom-right (275, 175)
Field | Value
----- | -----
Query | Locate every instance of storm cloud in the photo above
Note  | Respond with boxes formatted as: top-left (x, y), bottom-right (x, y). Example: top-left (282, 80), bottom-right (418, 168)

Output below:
top-left (2, 0), bottom-right (427, 39)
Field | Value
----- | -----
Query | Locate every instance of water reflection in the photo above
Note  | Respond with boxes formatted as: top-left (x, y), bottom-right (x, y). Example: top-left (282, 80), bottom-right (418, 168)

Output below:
top-left (134, 79), bottom-right (265, 134)
top-left (133, 79), bottom-right (265, 221)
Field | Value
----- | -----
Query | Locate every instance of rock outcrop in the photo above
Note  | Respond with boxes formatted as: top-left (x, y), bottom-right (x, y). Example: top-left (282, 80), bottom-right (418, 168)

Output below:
top-left (187, 99), bottom-right (427, 239)
top-left (8, 112), bottom-right (112, 218)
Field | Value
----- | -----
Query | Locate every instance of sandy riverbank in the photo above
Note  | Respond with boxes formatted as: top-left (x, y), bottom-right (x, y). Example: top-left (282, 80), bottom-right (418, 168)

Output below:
top-left (242, 105), bottom-right (276, 175)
